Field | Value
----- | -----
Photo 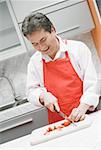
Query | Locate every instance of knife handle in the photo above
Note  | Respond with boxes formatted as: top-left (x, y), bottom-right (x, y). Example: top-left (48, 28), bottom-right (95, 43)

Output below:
top-left (53, 105), bottom-right (59, 113)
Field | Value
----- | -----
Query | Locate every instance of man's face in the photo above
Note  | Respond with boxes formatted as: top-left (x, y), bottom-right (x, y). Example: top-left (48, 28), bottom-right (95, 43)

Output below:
top-left (27, 28), bottom-right (59, 58)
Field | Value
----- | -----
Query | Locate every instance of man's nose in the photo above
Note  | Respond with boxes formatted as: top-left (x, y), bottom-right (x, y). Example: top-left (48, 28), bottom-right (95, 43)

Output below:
top-left (37, 43), bottom-right (44, 51)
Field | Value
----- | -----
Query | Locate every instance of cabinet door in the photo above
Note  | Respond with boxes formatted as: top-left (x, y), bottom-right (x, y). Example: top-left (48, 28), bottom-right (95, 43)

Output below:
top-left (45, 1), bottom-right (95, 37)
top-left (11, 0), bottom-right (94, 37)
top-left (0, 107), bottom-right (48, 144)
top-left (0, 0), bottom-right (27, 61)
top-left (17, 0), bottom-right (94, 52)
top-left (10, 0), bottom-right (64, 23)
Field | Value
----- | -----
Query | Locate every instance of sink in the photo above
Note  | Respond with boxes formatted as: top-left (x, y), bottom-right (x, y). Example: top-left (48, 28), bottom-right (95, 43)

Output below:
top-left (0, 99), bottom-right (28, 111)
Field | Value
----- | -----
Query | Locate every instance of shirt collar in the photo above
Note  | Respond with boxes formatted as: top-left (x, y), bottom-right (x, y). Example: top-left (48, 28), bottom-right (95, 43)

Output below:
top-left (42, 36), bottom-right (67, 62)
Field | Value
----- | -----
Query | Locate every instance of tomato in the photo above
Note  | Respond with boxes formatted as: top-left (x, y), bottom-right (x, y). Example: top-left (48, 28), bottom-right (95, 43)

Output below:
top-left (47, 127), bottom-right (53, 132)
top-left (44, 120), bottom-right (71, 135)
top-left (62, 121), bottom-right (71, 126)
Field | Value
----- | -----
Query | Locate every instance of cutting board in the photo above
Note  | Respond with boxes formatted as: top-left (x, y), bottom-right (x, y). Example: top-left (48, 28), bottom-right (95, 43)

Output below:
top-left (30, 115), bottom-right (92, 146)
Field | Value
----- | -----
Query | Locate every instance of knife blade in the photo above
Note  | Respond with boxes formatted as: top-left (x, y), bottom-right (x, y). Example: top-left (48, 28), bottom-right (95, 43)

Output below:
top-left (58, 111), bottom-right (77, 126)
top-left (54, 106), bottom-right (77, 126)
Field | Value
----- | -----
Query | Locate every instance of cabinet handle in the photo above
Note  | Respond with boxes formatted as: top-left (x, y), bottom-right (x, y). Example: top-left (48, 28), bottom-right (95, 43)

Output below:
top-left (58, 25), bottom-right (80, 35)
top-left (0, 118), bottom-right (33, 132)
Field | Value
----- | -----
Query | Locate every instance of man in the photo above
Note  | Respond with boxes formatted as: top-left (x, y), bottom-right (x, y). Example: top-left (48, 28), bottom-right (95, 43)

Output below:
top-left (22, 12), bottom-right (99, 124)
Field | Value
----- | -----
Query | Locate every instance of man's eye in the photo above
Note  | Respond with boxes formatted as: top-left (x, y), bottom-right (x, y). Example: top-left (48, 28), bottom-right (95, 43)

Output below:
top-left (32, 43), bottom-right (38, 46)
top-left (41, 38), bottom-right (46, 42)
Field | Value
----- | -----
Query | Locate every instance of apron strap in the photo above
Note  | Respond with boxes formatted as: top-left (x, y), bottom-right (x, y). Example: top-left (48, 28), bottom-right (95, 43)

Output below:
top-left (65, 51), bottom-right (68, 58)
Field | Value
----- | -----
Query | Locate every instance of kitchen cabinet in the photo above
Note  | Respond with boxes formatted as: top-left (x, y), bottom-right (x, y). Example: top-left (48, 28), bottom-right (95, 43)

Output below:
top-left (0, 0), bottom-right (27, 61)
top-left (0, 103), bottom-right (48, 144)
top-left (10, 0), bottom-right (95, 52)
top-left (10, 0), bottom-right (63, 23)
top-left (11, 0), bottom-right (94, 36)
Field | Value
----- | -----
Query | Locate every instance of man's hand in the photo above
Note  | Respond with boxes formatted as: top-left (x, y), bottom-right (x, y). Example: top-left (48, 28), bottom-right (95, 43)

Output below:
top-left (69, 103), bottom-right (90, 122)
top-left (39, 92), bottom-right (60, 112)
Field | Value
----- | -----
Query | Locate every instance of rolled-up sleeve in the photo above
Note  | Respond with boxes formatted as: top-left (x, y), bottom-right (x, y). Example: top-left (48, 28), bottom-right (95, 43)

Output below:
top-left (26, 58), bottom-right (47, 107)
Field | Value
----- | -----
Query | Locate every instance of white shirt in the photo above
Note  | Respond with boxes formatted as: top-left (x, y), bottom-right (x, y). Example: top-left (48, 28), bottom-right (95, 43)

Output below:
top-left (26, 36), bottom-right (99, 109)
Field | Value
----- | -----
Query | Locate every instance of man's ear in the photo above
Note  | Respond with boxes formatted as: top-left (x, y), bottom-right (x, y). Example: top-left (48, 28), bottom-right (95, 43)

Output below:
top-left (51, 26), bottom-right (56, 32)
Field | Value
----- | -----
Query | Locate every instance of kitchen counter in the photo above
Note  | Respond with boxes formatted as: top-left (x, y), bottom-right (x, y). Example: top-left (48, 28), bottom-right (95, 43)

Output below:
top-left (0, 110), bottom-right (101, 150)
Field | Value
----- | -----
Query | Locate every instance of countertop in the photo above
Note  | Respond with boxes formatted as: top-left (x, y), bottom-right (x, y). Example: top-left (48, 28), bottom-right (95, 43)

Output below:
top-left (0, 110), bottom-right (101, 150)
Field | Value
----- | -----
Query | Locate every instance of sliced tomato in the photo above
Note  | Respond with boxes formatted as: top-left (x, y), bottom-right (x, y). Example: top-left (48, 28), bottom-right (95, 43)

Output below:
top-left (44, 121), bottom-right (71, 135)
top-left (62, 121), bottom-right (71, 126)
top-left (47, 127), bottom-right (53, 132)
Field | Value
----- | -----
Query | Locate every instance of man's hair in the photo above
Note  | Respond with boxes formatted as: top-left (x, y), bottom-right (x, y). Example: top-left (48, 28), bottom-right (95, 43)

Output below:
top-left (22, 12), bottom-right (53, 37)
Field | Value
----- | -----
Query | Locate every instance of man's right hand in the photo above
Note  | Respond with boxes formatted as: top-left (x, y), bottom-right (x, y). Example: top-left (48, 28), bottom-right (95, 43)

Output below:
top-left (39, 92), bottom-right (60, 112)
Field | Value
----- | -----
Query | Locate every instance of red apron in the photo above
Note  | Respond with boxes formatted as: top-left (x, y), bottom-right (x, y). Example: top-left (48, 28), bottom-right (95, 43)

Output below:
top-left (43, 50), bottom-right (83, 124)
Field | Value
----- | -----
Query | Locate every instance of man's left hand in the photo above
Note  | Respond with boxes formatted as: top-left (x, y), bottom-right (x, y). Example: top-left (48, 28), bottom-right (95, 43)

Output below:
top-left (69, 103), bottom-right (90, 122)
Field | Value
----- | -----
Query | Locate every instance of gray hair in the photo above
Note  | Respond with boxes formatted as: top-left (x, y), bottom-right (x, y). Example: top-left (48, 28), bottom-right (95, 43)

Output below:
top-left (22, 12), bottom-right (53, 37)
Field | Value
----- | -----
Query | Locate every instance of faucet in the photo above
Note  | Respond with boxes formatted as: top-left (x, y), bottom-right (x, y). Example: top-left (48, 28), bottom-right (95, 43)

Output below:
top-left (0, 75), bottom-right (27, 107)
top-left (0, 75), bottom-right (16, 98)
top-left (0, 75), bottom-right (23, 102)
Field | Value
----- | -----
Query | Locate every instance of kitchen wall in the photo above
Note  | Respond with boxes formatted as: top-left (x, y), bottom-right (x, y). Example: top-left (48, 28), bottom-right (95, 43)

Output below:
top-left (72, 32), bottom-right (101, 95)
top-left (0, 32), bottom-right (101, 108)
top-left (0, 52), bottom-right (30, 101)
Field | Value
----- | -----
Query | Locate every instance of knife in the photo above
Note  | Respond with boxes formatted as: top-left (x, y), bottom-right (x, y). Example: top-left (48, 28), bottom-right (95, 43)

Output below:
top-left (54, 106), bottom-right (77, 126)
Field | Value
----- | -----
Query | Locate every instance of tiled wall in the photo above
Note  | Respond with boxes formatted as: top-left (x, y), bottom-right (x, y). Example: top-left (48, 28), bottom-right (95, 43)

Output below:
top-left (0, 32), bottom-right (101, 108)
top-left (0, 53), bottom-right (30, 107)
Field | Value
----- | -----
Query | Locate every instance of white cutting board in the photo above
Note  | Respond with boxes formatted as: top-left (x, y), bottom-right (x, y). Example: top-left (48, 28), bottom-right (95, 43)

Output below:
top-left (30, 115), bottom-right (92, 146)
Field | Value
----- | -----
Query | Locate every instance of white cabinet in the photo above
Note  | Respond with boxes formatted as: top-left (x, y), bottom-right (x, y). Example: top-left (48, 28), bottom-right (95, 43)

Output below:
top-left (46, 1), bottom-right (95, 37)
top-left (10, 0), bottom-right (94, 36)
top-left (10, 0), bottom-right (64, 23)
top-left (0, 106), bottom-right (48, 144)
top-left (0, 0), bottom-right (27, 61)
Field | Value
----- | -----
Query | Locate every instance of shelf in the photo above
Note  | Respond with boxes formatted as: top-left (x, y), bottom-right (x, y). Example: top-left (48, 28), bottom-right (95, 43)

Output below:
top-left (0, 99), bottom-right (28, 112)
top-left (0, 26), bottom-right (15, 33)
top-left (0, 26), bottom-right (20, 52)
top-left (0, 45), bottom-right (26, 61)
top-left (0, 0), bottom-right (6, 3)
top-left (0, 0), bottom-right (27, 60)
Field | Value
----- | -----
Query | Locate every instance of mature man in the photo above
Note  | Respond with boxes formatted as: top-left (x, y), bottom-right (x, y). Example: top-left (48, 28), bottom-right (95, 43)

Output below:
top-left (22, 12), bottom-right (99, 124)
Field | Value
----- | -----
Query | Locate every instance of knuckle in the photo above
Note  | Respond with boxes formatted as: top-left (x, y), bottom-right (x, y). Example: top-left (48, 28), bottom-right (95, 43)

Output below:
top-left (45, 102), bottom-right (50, 107)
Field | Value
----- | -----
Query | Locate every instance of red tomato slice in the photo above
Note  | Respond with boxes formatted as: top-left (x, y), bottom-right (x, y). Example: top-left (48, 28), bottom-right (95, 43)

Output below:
top-left (62, 121), bottom-right (71, 126)
top-left (44, 121), bottom-right (71, 135)
top-left (47, 127), bottom-right (53, 132)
